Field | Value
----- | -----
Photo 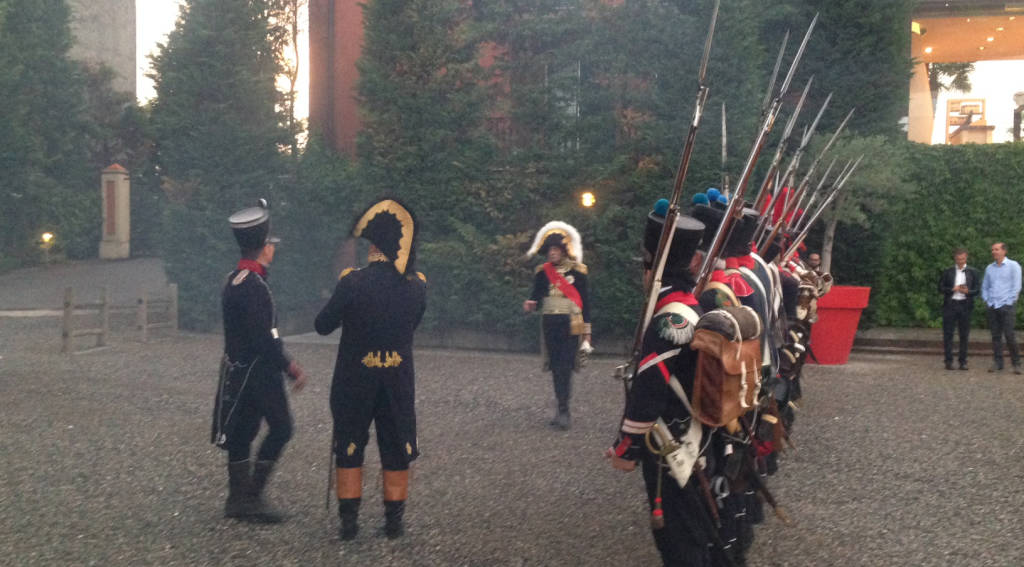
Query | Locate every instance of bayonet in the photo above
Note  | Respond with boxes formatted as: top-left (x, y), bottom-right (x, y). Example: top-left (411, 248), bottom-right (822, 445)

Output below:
top-left (761, 30), bottom-right (789, 117)
top-left (695, 14), bottom-right (818, 293)
top-left (752, 77), bottom-right (814, 212)
top-left (721, 103), bottom-right (729, 197)
top-left (623, 0), bottom-right (720, 389)
top-left (760, 106), bottom-right (854, 251)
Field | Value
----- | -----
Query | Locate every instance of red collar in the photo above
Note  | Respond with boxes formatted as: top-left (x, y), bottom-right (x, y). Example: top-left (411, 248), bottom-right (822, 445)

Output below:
top-left (655, 291), bottom-right (698, 312)
top-left (725, 255), bottom-right (755, 270)
top-left (237, 259), bottom-right (267, 278)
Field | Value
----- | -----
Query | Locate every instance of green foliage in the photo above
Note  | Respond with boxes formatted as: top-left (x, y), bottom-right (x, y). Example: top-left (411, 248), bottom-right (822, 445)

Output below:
top-left (150, 0), bottom-right (296, 330)
top-left (270, 138), bottom-right (364, 329)
top-left (358, 0), bottom-right (918, 343)
top-left (928, 62), bottom-right (973, 97)
top-left (761, 0), bottom-right (915, 138)
top-left (356, 0), bottom-right (496, 239)
top-left (417, 223), bottom-right (535, 338)
top-left (873, 143), bottom-right (1024, 328)
top-left (0, 0), bottom-right (96, 259)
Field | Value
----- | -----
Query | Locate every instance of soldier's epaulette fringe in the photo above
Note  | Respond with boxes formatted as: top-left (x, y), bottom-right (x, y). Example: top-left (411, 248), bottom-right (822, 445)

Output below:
top-left (232, 269), bottom-right (251, 286)
top-left (574, 262), bottom-right (588, 275)
top-left (410, 271), bottom-right (427, 283)
top-left (338, 267), bottom-right (356, 280)
top-left (535, 264), bottom-right (546, 274)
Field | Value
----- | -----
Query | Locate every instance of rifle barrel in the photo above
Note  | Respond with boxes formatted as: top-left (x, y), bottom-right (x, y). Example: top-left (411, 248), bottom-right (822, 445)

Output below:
top-left (628, 0), bottom-right (720, 368)
top-left (695, 15), bottom-right (818, 294)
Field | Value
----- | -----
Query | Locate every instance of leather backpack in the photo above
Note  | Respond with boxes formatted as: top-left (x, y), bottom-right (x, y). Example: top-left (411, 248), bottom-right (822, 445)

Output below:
top-left (689, 305), bottom-right (763, 427)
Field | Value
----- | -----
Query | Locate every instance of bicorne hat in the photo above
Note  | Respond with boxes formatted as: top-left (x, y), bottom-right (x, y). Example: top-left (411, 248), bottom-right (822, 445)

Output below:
top-left (352, 198), bottom-right (418, 275)
top-left (526, 221), bottom-right (583, 262)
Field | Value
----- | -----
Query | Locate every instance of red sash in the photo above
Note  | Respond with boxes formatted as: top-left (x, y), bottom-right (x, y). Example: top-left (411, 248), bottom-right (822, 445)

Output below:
top-left (543, 262), bottom-right (583, 309)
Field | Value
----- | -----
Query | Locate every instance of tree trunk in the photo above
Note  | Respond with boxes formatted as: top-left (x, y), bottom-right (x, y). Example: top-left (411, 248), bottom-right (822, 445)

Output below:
top-left (821, 191), bottom-right (848, 274)
top-left (822, 215), bottom-right (838, 274)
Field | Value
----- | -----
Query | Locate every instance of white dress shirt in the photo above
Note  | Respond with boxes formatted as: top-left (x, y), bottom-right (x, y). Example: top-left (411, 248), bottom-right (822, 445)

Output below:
top-left (952, 265), bottom-right (967, 300)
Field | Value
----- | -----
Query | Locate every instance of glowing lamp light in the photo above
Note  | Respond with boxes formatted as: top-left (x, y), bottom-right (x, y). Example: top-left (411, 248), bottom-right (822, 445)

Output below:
top-left (580, 192), bottom-right (596, 208)
top-left (987, 36), bottom-right (995, 42)
top-left (41, 232), bottom-right (54, 244)
top-left (924, 47), bottom-right (933, 54)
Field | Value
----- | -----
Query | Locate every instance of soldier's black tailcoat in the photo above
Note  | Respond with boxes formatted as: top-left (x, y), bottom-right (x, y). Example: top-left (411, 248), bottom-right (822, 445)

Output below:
top-left (315, 260), bottom-right (427, 470)
top-left (212, 265), bottom-right (292, 452)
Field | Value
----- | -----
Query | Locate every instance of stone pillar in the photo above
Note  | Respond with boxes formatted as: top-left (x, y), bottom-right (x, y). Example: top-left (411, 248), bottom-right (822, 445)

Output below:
top-left (99, 164), bottom-right (131, 259)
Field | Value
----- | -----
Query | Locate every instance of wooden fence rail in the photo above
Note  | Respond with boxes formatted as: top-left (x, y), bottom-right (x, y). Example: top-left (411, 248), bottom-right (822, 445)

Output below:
top-left (61, 283), bottom-right (178, 353)
top-left (62, 286), bottom-right (109, 353)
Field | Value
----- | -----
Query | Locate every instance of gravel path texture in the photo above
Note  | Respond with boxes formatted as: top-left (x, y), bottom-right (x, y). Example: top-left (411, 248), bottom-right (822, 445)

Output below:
top-left (0, 258), bottom-right (169, 309)
top-left (1, 315), bottom-right (1023, 566)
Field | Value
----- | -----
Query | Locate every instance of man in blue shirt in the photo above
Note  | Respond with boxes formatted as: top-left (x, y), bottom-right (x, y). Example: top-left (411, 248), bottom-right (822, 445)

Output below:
top-left (981, 242), bottom-right (1022, 373)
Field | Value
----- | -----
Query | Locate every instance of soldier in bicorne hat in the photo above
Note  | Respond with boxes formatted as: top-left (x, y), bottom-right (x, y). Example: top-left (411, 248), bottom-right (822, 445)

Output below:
top-left (523, 221), bottom-right (592, 430)
top-left (315, 198), bottom-right (427, 541)
top-left (212, 198), bottom-right (307, 524)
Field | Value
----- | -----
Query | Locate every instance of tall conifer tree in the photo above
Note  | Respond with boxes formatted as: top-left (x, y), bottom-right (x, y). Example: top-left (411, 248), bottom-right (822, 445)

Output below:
top-left (356, 0), bottom-right (494, 238)
top-left (0, 0), bottom-right (95, 259)
top-left (150, 0), bottom-right (294, 328)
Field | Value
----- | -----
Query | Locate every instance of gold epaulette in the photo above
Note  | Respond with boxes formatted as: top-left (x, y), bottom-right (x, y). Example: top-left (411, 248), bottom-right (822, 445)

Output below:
top-left (574, 262), bottom-right (588, 275)
top-left (410, 271), bottom-right (427, 283)
top-left (338, 267), bottom-right (356, 280)
top-left (535, 264), bottom-right (545, 274)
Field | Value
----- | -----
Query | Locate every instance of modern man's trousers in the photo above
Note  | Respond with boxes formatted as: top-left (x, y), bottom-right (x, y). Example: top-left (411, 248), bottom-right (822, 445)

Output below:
top-left (986, 304), bottom-right (1020, 369)
top-left (942, 300), bottom-right (972, 365)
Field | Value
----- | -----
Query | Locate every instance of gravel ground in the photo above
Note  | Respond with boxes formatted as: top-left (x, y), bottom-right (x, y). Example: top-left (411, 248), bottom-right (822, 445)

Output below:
top-left (0, 258), bottom-right (169, 310)
top-left (1, 317), bottom-right (1023, 567)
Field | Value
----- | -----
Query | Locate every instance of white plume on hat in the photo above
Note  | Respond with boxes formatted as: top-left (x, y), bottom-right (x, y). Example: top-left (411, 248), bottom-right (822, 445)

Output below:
top-left (526, 221), bottom-right (583, 263)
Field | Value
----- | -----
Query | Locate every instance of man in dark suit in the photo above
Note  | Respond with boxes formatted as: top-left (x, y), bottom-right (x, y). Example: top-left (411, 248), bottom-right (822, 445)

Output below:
top-left (938, 247), bottom-right (980, 370)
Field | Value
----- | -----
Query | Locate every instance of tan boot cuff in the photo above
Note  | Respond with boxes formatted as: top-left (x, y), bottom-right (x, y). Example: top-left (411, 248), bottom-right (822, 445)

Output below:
top-left (382, 469), bottom-right (410, 501)
top-left (336, 467), bottom-right (362, 500)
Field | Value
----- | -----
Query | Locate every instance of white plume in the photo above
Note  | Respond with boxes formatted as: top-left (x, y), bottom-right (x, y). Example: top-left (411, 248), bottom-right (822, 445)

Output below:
top-left (526, 221), bottom-right (583, 263)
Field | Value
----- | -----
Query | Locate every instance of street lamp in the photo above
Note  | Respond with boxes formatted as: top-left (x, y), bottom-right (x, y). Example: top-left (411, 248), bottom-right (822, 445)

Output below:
top-left (40, 232), bottom-right (55, 263)
top-left (580, 191), bottom-right (596, 208)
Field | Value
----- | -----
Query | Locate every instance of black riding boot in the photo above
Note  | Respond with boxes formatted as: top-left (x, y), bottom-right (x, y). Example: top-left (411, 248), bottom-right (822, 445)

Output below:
top-left (550, 369), bottom-right (572, 430)
top-left (248, 460), bottom-right (286, 523)
top-left (384, 500), bottom-right (405, 539)
top-left (382, 469), bottom-right (409, 539)
top-left (338, 498), bottom-right (361, 540)
top-left (225, 460), bottom-right (253, 518)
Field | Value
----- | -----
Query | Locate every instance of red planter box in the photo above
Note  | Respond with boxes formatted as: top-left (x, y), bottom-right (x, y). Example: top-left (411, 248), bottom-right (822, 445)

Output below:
top-left (808, 285), bottom-right (871, 365)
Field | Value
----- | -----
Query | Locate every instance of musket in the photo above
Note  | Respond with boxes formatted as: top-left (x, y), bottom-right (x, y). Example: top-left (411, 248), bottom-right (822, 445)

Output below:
top-left (758, 107), bottom-right (854, 252)
top-left (753, 91), bottom-right (832, 246)
top-left (721, 103), bottom-right (729, 197)
top-left (792, 157), bottom-right (841, 232)
top-left (620, 0), bottom-right (720, 386)
top-left (781, 155), bottom-right (863, 264)
top-left (761, 30), bottom-right (789, 119)
top-left (790, 156), bottom-right (838, 231)
top-left (751, 77), bottom-right (814, 214)
top-left (694, 13), bottom-right (819, 295)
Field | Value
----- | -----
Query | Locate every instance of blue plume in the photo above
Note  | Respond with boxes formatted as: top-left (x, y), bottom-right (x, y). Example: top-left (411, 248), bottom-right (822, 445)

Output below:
top-left (706, 188), bottom-right (721, 201)
top-left (653, 198), bottom-right (670, 217)
top-left (692, 193), bottom-right (710, 206)
top-left (717, 194), bottom-right (729, 204)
